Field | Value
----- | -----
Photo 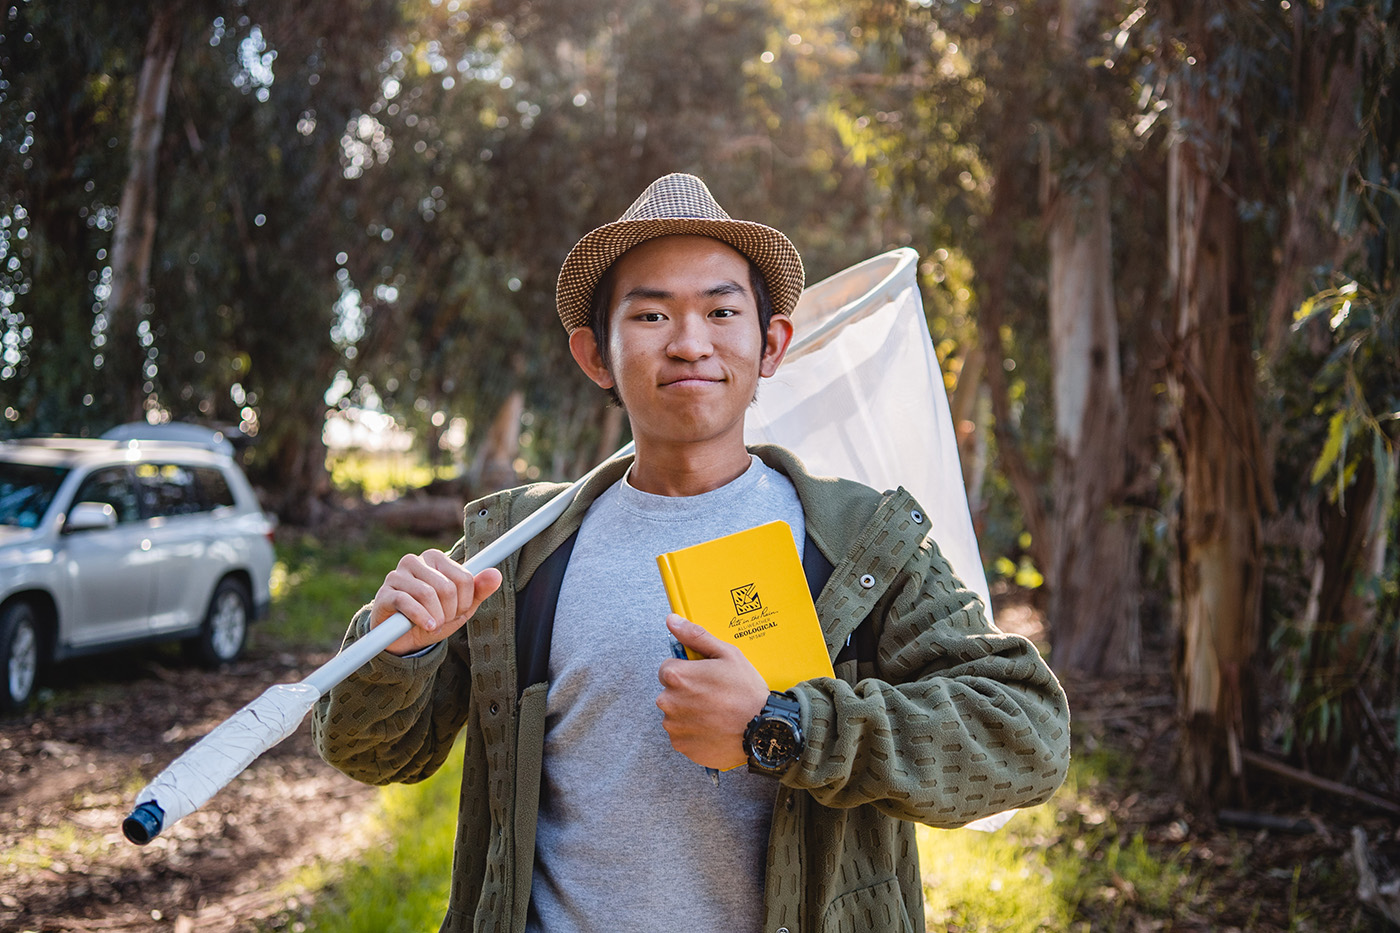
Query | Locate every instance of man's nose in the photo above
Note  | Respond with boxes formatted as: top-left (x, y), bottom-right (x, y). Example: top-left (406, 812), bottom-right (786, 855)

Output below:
top-left (666, 314), bottom-right (714, 359)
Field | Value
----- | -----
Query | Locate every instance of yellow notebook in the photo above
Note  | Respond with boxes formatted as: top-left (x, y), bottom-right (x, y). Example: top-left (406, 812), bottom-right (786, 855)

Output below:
top-left (656, 520), bottom-right (835, 692)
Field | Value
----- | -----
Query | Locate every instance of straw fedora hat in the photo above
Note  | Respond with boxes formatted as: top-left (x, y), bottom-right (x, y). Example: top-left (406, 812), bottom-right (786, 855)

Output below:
top-left (555, 173), bottom-right (805, 333)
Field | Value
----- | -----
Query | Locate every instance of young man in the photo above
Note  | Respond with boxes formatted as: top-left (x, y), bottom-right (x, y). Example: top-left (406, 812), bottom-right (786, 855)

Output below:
top-left (314, 174), bottom-right (1070, 933)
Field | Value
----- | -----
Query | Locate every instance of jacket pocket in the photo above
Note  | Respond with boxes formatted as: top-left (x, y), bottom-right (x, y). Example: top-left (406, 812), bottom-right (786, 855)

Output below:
top-left (820, 877), bottom-right (915, 933)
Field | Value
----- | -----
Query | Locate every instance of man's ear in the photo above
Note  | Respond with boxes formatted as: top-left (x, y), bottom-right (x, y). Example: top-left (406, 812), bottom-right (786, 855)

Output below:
top-left (759, 315), bottom-right (795, 378)
top-left (569, 328), bottom-right (615, 389)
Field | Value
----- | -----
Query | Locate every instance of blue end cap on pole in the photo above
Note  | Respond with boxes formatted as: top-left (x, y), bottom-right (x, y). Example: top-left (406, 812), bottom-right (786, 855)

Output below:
top-left (122, 801), bottom-right (165, 845)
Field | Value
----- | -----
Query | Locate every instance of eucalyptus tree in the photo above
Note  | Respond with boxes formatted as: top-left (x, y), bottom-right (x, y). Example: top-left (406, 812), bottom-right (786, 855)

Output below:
top-left (148, 3), bottom-right (405, 518)
top-left (825, 0), bottom-right (1168, 676)
top-left (1254, 0), bottom-right (1400, 791)
top-left (1, 2), bottom-right (407, 519)
top-left (0, 3), bottom-right (149, 432)
top-left (340, 0), bottom-right (876, 485)
top-left (1157, 0), bottom-right (1270, 804)
top-left (1150, 0), bottom-right (1399, 804)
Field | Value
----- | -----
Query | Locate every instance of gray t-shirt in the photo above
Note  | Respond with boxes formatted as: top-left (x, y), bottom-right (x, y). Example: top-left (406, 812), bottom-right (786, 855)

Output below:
top-left (526, 455), bottom-right (805, 933)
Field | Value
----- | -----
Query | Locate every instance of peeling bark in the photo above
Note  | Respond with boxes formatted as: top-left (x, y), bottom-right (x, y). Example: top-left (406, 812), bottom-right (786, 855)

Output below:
top-left (1166, 49), bottom-right (1267, 805)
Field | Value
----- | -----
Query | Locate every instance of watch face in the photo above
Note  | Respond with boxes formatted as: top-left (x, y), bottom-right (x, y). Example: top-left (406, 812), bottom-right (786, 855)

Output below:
top-left (750, 718), bottom-right (800, 769)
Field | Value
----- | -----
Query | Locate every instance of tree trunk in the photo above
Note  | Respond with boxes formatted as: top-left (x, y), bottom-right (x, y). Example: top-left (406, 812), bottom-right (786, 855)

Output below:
top-left (107, 7), bottom-right (181, 422)
top-left (1166, 67), bottom-right (1266, 807)
top-left (1042, 0), bottom-right (1141, 675)
top-left (1045, 178), bottom-right (1142, 675)
top-left (594, 405), bottom-right (625, 466)
top-left (470, 390), bottom-right (525, 494)
top-left (949, 346), bottom-right (987, 504)
top-left (978, 162), bottom-right (1050, 578)
top-left (1297, 447), bottom-right (1394, 778)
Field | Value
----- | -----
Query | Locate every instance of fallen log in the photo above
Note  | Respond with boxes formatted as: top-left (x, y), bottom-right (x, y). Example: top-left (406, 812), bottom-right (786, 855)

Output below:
top-left (1242, 749), bottom-right (1400, 818)
top-left (1216, 808), bottom-right (1316, 834)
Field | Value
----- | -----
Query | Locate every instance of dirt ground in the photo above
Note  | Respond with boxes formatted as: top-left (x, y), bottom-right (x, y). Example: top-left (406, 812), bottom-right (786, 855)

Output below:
top-left (0, 646), bottom-right (378, 933)
top-left (3, 600), bottom-right (1399, 932)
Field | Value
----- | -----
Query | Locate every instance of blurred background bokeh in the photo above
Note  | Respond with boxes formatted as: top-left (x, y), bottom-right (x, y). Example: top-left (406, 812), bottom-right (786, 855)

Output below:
top-left (2, 0), bottom-right (1397, 835)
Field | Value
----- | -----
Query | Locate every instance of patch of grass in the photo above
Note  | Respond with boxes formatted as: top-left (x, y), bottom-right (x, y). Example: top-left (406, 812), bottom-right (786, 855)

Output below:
top-left (0, 822), bottom-right (105, 873)
top-left (283, 743), bottom-right (466, 933)
top-left (262, 530), bottom-right (444, 649)
top-left (272, 739), bottom-right (1209, 933)
top-left (919, 804), bottom-right (1071, 931)
top-left (918, 745), bottom-right (1207, 931)
top-left (327, 451), bottom-right (457, 501)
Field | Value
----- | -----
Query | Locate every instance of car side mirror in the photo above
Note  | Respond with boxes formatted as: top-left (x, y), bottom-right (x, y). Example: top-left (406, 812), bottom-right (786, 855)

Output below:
top-left (64, 501), bottom-right (118, 533)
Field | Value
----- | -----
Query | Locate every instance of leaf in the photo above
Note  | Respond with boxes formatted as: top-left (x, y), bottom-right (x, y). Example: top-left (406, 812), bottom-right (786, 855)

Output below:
top-left (1310, 410), bottom-right (1347, 487)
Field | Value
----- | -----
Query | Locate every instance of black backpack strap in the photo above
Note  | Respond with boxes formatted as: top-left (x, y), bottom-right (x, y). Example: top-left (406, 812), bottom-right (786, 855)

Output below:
top-left (804, 534), bottom-right (870, 667)
top-left (814, 534), bottom-right (879, 668)
top-left (515, 530), bottom-right (578, 695)
top-left (801, 532), bottom-right (834, 605)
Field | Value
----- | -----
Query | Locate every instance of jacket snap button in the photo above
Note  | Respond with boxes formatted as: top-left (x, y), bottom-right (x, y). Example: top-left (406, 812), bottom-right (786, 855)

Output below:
top-left (911, 509), bottom-right (924, 523)
top-left (777, 927), bottom-right (790, 933)
top-left (478, 508), bottom-right (489, 517)
top-left (490, 702), bottom-right (500, 715)
top-left (784, 795), bottom-right (795, 812)
top-left (859, 574), bottom-right (875, 588)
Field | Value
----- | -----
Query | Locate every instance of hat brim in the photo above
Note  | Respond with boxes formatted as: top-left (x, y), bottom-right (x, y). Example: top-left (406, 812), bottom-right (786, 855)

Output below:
top-left (555, 218), bottom-right (805, 333)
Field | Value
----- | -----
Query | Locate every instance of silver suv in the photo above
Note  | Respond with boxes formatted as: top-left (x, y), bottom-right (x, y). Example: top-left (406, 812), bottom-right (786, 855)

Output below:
top-left (0, 436), bottom-right (276, 711)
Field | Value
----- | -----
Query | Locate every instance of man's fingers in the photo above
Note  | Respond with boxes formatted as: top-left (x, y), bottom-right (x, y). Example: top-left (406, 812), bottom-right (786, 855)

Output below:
top-left (372, 551), bottom-right (501, 635)
top-left (377, 565), bottom-right (446, 630)
top-left (421, 552), bottom-right (502, 615)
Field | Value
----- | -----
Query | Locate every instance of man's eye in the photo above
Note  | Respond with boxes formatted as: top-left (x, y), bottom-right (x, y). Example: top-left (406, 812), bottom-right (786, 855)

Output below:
top-left (711, 308), bottom-right (738, 318)
top-left (637, 311), bottom-right (664, 322)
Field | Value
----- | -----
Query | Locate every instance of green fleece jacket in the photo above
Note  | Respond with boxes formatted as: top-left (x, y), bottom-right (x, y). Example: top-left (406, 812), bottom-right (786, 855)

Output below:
top-left (313, 445), bottom-right (1070, 933)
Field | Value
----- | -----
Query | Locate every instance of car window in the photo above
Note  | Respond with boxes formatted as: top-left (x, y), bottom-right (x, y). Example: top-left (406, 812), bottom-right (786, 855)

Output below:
top-left (135, 462), bottom-right (206, 517)
top-left (194, 467), bottom-right (236, 509)
top-left (72, 466), bottom-right (141, 524)
top-left (0, 462), bottom-right (71, 528)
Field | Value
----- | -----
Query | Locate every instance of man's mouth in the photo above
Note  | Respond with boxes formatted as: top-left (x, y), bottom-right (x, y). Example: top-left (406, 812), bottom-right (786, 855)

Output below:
top-left (661, 374), bottom-right (723, 387)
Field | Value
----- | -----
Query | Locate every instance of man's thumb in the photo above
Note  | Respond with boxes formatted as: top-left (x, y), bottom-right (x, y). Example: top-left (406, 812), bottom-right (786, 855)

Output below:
top-left (666, 613), bottom-right (729, 659)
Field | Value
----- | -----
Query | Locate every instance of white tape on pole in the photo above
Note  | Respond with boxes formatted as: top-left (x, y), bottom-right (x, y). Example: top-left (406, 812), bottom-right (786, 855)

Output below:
top-left (128, 683), bottom-right (321, 837)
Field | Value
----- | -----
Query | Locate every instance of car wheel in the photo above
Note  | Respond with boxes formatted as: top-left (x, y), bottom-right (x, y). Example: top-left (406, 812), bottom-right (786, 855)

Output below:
top-left (188, 578), bottom-right (250, 668)
top-left (1, 600), bottom-right (42, 713)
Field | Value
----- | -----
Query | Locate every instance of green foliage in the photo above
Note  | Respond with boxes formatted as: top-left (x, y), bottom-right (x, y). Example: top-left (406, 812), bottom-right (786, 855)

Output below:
top-left (1258, 0), bottom-right (1400, 770)
top-left (2, 0), bottom-right (881, 504)
top-left (264, 529), bottom-right (443, 649)
top-left (326, 450), bottom-right (455, 501)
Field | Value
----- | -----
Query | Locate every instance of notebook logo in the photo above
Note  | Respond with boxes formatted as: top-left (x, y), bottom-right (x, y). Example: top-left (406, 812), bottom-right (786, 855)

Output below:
top-left (731, 583), bottom-right (762, 614)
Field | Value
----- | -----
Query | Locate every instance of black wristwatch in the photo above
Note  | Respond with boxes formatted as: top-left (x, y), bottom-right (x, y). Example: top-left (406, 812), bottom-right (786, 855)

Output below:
top-left (743, 691), bottom-right (803, 777)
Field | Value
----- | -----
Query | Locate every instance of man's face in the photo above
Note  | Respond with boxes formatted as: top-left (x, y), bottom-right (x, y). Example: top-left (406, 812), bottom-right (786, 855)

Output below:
top-left (569, 235), bottom-right (789, 454)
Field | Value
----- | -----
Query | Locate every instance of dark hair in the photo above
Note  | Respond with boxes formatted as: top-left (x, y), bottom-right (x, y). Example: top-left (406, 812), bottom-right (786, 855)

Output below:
top-left (586, 253), bottom-right (775, 407)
